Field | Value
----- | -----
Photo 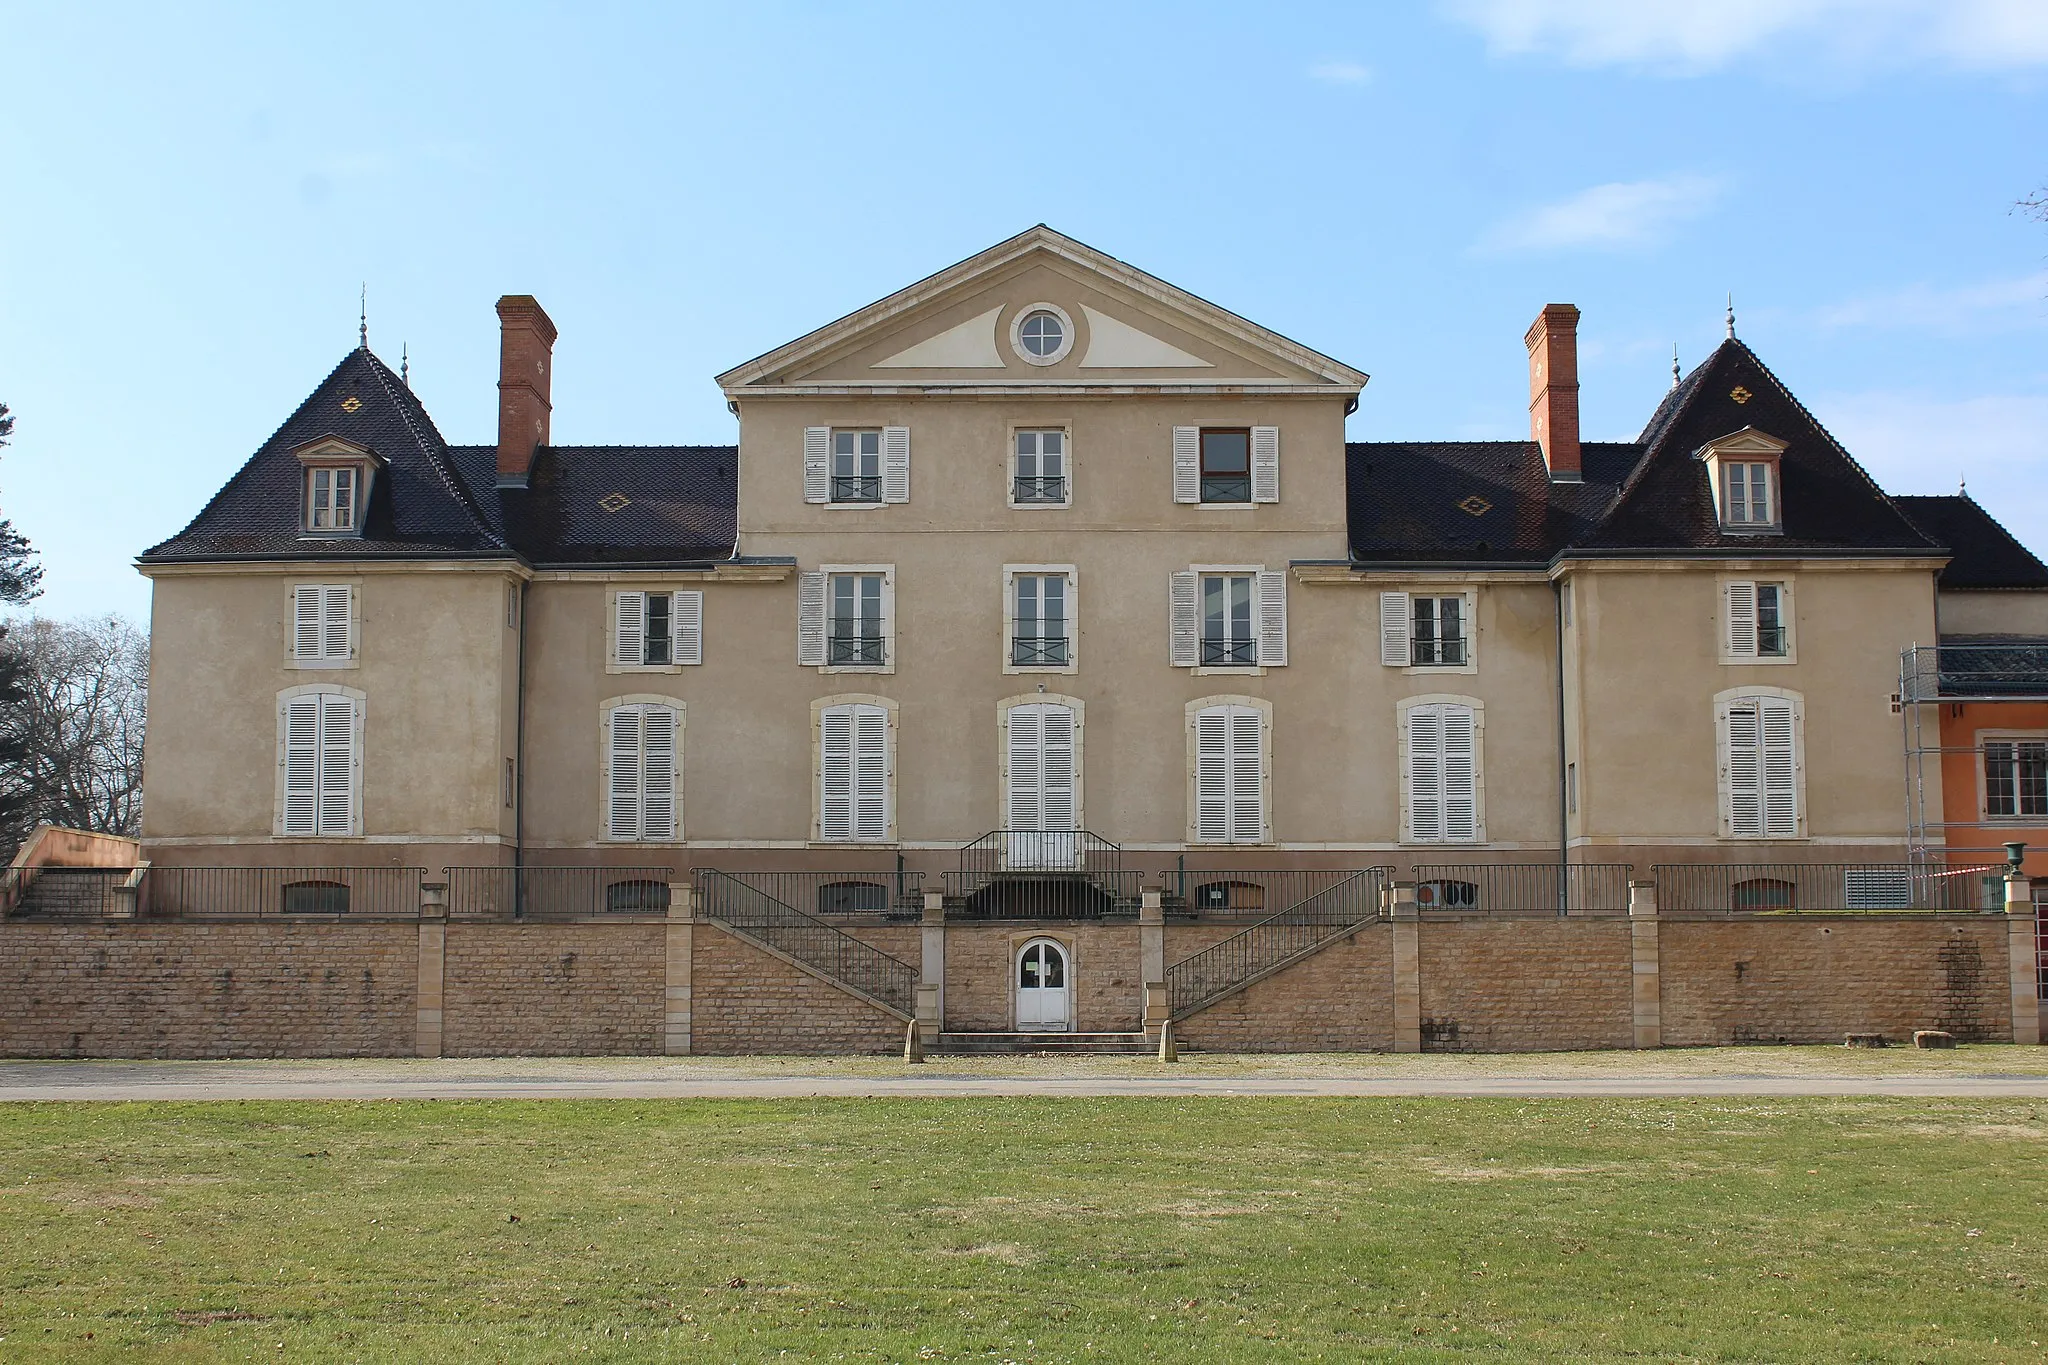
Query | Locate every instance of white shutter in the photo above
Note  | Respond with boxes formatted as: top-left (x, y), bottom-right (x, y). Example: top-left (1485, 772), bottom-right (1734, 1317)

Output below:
top-left (1228, 707), bottom-right (1264, 843)
top-left (1194, 708), bottom-right (1230, 842)
top-left (819, 706), bottom-right (854, 840)
top-left (1441, 705), bottom-right (1477, 842)
top-left (317, 695), bottom-right (355, 835)
top-left (797, 572), bottom-right (827, 666)
top-left (1724, 702), bottom-right (1762, 838)
top-left (803, 427), bottom-right (830, 504)
top-left (882, 426), bottom-right (910, 503)
top-left (1250, 425), bottom-right (1279, 503)
top-left (1760, 697), bottom-right (1798, 838)
top-left (322, 586), bottom-right (351, 662)
top-left (1407, 705), bottom-right (1444, 842)
top-left (1169, 571), bottom-right (1199, 667)
top-left (1007, 704), bottom-right (1043, 830)
top-left (1171, 426), bottom-right (1199, 503)
top-left (293, 587), bottom-right (322, 660)
top-left (853, 705), bottom-right (889, 840)
top-left (1725, 581), bottom-right (1757, 658)
top-left (1380, 591), bottom-right (1412, 667)
top-left (282, 697), bottom-right (319, 834)
top-left (672, 591), bottom-right (703, 666)
top-left (1256, 570), bottom-right (1287, 667)
top-left (1041, 705), bottom-right (1077, 833)
top-left (614, 591), bottom-right (646, 667)
top-left (608, 706), bottom-right (643, 839)
top-left (641, 705), bottom-right (678, 840)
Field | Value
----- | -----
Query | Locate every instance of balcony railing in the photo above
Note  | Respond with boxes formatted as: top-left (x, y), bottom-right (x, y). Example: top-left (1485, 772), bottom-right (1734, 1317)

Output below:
top-left (443, 866), bottom-right (677, 921)
top-left (1901, 641), bottom-right (2048, 703)
top-left (140, 866), bottom-right (425, 919)
top-left (715, 870), bottom-right (925, 922)
top-left (1410, 863), bottom-right (1633, 915)
top-left (1411, 636), bottom-right (1468, 666)
top-left (827, 633), bottom-right (887, 666)
top-left (1012, 475), bottom-right (1066, 504)
top-left (1200, 475), bottom-right (1251, 503)
top-left (1201, 636), bottom-right (1257, 666)
top-left (948, 829), bottom-right (1139, 918)
top-left (1652, 862), bottom-right (2008, 914)
top-left (1161, 869), bottom-right (1359, 921)
top-left (1011, 634), bottom-right (1070, 667)
top-left (695, 868), bottom-right (917, 1014)
top-left (1168, 867), bottom-right (1390, 1018)
top-left (829, 475), bottom-right (881, 503)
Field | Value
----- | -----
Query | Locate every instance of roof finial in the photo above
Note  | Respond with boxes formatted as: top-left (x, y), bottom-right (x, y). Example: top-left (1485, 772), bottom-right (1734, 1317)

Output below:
top-left (1960, 472), bottom-right (1968, 496)
top-left (1672, 343), bottom-right (1681, 389)
top-left (359, 283), bottom-right (368, 349)
top-left (401, 342), bottom-right (409, 388)
top-left (1726, 292), bottom-right (1735, 339)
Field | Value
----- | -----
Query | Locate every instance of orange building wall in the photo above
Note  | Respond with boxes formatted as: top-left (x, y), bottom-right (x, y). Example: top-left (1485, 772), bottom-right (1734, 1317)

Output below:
top-left (1937, 701), bottom-right (2048, 876)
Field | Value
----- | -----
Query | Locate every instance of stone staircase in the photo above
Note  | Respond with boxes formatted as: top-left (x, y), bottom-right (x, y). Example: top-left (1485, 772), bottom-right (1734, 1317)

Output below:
top-left (1165, 868), bottom-right (1388, 1021)
top-left (693, 868), bottom-right (917, 1019)
top-left (929, 1031), bottom-right (1155, 1056)
top-left (12, 867), bottom-right (129, 917)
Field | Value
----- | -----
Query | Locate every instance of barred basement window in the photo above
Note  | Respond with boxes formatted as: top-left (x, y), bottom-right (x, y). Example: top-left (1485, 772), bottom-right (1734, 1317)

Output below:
top-left (1417, 879), bottom-right (1478, 909)
top-left (605, 879), bottom-right (671, 913)
top-left (282, 880), bottom-right (350, 914)
top-left (1194, 880), bottom-right (1264, 912)
top-left (1732, 877), bottom-right (1795, 911)
top-left (817, 880), bottom-right (890, 915)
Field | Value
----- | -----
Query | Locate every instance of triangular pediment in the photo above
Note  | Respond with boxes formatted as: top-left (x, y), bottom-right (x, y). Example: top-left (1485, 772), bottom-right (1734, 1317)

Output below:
top-left (1695, 427), bottom-right (1789, 460)
top-left (716, 225), bottom-right (1366, 394)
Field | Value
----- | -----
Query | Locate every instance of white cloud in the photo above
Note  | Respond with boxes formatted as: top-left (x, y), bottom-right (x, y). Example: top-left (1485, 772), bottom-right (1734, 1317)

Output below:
top-left (1441, 0), bottom-right (2048, 73)
top-left (1478, 174), bottom-right (1725, 254)
top-left (1308, 59), bottom-right (1374, 85)
top-left (1811, 389), bottom-right (2048, 556)
top-left (1809, 273), bottom-right (2048, 333)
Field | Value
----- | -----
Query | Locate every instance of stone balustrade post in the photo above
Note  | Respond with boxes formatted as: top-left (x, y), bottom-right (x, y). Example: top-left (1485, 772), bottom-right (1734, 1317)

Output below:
top-left (921, 891), bottom-right (946, 1038)
top-left (2006, 871), bottom-right (2039, 1046)
top-left (1139, 887), bottom-right (1165, 1021)
top-left (417, 881), bottom-right (448, 1058)
top-left (1628, 877), bottom-right (1662, 1049)
top-left (1389, 881), bottom-right (1420, 1054)
top-left (665, 881), bottom-right (695, 1055)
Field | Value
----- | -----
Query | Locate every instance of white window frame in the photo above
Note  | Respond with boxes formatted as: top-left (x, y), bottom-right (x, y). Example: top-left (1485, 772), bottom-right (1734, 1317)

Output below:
top-left (274, 684), bottom-right (365, 838)
top-left (998, 694), bottom-right (1085, 837)
top-left (1377, 589), bottom-right (1478, 674)
top-left (1721, 460), bottom-right (1777, 529)
top-left (1185, 696), bottom-right (1272, 846)
top-left (1718, 576), bottom-right (1796, 664)
top-left (1980, 730), bottom-right (2048, 823)
top-left (600, 695), bottom-right (685, 843)
top-left (1002, 565), bottom-right (1078, 675)
top-left (1010, 303), bottom-right (1075, 366)
top-left (1398, 695), bottom-right (1486, 845)
top-left (303, 465), bottom-right (361, 535)
top-left (1173, 565), bottom-right (1286, 673)
top-left (289, 583), bottom-right (357, 668)
top-left (1699, 430), bottom-right (1788, 535)
top-left (1009, 426), bottom-right (1073, 509)
top-left (608, 588), bottom-right (705, 672)
top-left (800, 566), bottom-right (895, 674)
top-left (813, 694), bottom-right (897, 845)
top-left (1715, 686), bottom-right (1806, 841)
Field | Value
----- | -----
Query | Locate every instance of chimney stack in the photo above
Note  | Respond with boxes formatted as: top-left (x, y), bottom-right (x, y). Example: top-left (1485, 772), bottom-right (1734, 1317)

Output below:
top-left (495, 295), bottom-right (557, 489)
top-left (1524, 304), bottom-right (1581, 483)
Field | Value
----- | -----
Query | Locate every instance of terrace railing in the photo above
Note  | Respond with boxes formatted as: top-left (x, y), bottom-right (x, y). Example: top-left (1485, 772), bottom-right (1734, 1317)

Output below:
top-left (1160, 868), bottom-right (1358, 922)
top-left (716, 870), bottom-right (925, 922)
top-left (695, 868), bottom-right (917, 1015)
top-left (443, 866), bottom-right (679, 921)
top-left (1652, 862), bottom-right (2008, 915)
top-left (946, 829), bottom-right (1141, 919)
top-left (140, 866), bottom-right (426, 919)
top-left (1167, 867), bottom-right (1390, 1019)
top-left (1410, 863), bottom-right (1634, 916)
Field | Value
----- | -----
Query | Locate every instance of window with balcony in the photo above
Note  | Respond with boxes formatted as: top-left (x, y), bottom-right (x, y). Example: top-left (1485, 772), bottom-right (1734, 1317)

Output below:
top-left (1410, 595), bottom-right (1467, 666)
top-left (1169, 569), bottom-right (1286, 669)
top-left (1009, 570), bottom-right (1072, 669)
top-left (1723, 580), bottom-right (1792, 661)
top-left (1199, 428), bottom-right (1250, 503)
top-left (1013, 430), bottom-right (1068, 506)
top-left (831, 429), bottom-right (882, 503)
top-left (1201, 572), bottom-right (1256, 665)
top-left (798, 568), bottom-right (893, 671)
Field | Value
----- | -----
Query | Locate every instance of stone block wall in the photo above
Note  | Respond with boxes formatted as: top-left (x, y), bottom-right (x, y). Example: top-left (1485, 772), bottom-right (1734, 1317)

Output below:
top-left (1417, 916), bottom-right (1634, 1052)
top-left (1174, 926), bottom-right (1394, 1053)
top-left (691, 926), bottom-right (902, 1054)
top-left (942, 922), bottom-right (1146, 1032)
top-left (442, 923), bottom-right (665, 1056)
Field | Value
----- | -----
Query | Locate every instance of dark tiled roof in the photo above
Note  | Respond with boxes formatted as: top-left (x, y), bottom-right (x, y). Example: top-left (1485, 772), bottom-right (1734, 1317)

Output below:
top-left (142, 348), bottom-right (509, 561)
top-left (1577, 339), bottom-right (1939, 555)
top-left (449, 445), bottom-right (739, 565)
top-left (1895, 494), bottom-right (2048, 590)
top-left (1931, 634), bottom-right (2048, 697)
top-left (1344, 440), bottom-right (1643, 563)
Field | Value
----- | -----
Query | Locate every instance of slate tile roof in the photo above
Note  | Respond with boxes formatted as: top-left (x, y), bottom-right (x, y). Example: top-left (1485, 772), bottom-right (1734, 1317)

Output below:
top-left (1345, 440), bottom-right (1642, 563)
top-left (450, 444), bottom-right (738, 566)
top-left (1894, 494), bottom-right (2048, 590)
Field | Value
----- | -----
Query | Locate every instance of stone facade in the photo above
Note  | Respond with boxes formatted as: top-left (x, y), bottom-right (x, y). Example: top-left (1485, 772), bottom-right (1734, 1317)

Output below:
top-left (442, 923), bottom-right (666, 1057)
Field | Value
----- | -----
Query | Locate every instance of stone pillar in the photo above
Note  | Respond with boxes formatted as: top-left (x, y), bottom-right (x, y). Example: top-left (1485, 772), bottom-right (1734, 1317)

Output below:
top-left (1389, 880), bottom-right (1420, 1054)
top-left (921, 891), bottom-right (946, 1040)
top-left (1142, 981), bottom-right (1171, 1039)
top-left (2006, 872), bottom-right (2039, 1046)
top-left (1628, 878), bottom-right (1662, 1050)
top-left (664, 882), bottom-right (694, 1056)
top-left (416, 881), bottom-right (447, 1058)
top-left (1139, 887), bottom-right (1165, 1018)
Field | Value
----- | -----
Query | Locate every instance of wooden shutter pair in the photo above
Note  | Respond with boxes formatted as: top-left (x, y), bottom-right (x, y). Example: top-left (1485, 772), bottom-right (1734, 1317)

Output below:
top-left (1169, 426), bottom-right (1280, 503)
top-left (292, 585), bottom-right (352, 662)
top-left (281, 693), bottom-right (357, 836)
top-left (1007, 703), bottom-right (1077, 832)
top-left (802, 427), bottom-right (911, 503)
top-left (1193, 705), bottom-right (1264, 843)
top-left (607, 703), bottom-right (680, 841)
top-left (1722, 696), bottom-right (1798, 838)
top-left (613, 591), bottom-right (704, 666)
top-left (1406, 703), bottom-right (1478, 843)
top-left (1167, 571), bottom-right (1287, 666)
top-left (820, 703), bottom-right (889, 841)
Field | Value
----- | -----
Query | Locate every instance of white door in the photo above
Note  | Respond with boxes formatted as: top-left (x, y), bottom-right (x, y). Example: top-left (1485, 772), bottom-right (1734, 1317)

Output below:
top-left (1015, 939), bottom-right (1071, 1032)
top-left (1006, 703), bottom-right (1078, 869)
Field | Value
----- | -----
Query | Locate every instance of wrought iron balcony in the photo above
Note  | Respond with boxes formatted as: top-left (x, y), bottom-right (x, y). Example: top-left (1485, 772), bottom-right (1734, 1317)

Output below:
top-left (1200, 475), bottom-right (1251, 503)
top-left (827, 634), bottom-right (887, 666)
top-left (830, 475), bottom-right (881, 503)
top-left (1411, 636), bottom-right (1468, 666)
top-left (1012, 475), bottom-right (1067, 504)
top-left (1011, 634), bottom-right (1070, 667)
top-left (1201, 636), bottom-right (1257, 666)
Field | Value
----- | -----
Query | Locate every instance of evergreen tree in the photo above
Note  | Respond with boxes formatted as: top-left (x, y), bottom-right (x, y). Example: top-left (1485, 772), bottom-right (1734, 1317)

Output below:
top-left (0, 403), bottom-right (42, 853)
top-left (0, 403), bottom-right (41, 606)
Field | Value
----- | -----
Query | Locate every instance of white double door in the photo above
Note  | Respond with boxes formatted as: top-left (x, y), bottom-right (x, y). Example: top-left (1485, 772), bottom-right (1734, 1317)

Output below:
top-left (1005, 703), bottom-right (1077, 870)
top-left (1015, 939), bottom-right (1071, 1032)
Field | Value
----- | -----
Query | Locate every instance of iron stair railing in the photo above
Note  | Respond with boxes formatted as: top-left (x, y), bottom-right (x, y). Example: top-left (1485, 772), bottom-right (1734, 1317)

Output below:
top-left (1166, 867), bottom-right (1390, 1019)
top-left (694, 868), bottom-right (918, 1015)
top-left (946, 830), bottom-right (1141, 918)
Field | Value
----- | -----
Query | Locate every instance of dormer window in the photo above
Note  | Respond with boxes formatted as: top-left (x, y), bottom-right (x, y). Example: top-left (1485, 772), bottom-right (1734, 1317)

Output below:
top-left (292, 436), bottom-right (383, 539)
top-left (1698, 428), bottom-right (1787, 535)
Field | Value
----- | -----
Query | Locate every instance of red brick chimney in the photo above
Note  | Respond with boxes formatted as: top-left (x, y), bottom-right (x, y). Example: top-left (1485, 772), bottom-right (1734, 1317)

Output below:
top-left (495, 295), bottom-right (557, 489)
top-left (1524, 303), bottom-right (1581, 483)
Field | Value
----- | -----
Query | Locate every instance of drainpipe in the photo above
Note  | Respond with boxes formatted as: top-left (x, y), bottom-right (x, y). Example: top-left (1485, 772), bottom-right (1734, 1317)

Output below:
top-left (1554, 576), bottom-right (1569, 918)
top-left (514, 576), bottom-right (530, 916)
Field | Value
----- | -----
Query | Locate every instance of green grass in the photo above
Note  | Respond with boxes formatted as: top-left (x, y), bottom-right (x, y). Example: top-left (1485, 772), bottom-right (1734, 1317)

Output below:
top-left (1, 1098), bottom-right (2043, 1361)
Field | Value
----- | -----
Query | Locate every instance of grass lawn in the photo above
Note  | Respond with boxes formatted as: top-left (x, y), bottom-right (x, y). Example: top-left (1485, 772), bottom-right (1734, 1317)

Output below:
top-left (1, 1097), bottom-right (2043, 1361)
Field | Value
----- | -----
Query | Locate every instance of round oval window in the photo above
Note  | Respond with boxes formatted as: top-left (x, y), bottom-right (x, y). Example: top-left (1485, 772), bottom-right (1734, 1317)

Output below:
top-left (1018, 310), bottom-right (1065, 358)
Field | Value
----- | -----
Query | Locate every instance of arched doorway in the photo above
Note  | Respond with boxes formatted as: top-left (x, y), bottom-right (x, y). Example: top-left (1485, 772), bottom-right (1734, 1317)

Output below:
top-left (1015, 938), bottom-right (1071, 1032)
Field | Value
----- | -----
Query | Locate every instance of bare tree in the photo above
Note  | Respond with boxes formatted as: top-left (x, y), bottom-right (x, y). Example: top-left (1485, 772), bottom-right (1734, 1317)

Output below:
top-left (0, 616), bottom-right (148, 853)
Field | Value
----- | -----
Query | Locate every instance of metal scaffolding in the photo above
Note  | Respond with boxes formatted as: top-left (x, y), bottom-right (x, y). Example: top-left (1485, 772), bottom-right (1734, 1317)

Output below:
top-left (1899, 639), bottom-right (2048, 868)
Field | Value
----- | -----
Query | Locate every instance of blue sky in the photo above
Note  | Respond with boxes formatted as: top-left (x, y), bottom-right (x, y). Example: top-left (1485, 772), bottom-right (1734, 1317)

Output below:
top-left (2, 0), bottom-right (2044, 621)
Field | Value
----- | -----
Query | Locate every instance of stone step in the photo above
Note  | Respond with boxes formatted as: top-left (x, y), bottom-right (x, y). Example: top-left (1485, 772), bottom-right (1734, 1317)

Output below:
top-left (15, 869), bottom-right (129, 915)
top-left (929, 1031), bottom-right (1157, 1056)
